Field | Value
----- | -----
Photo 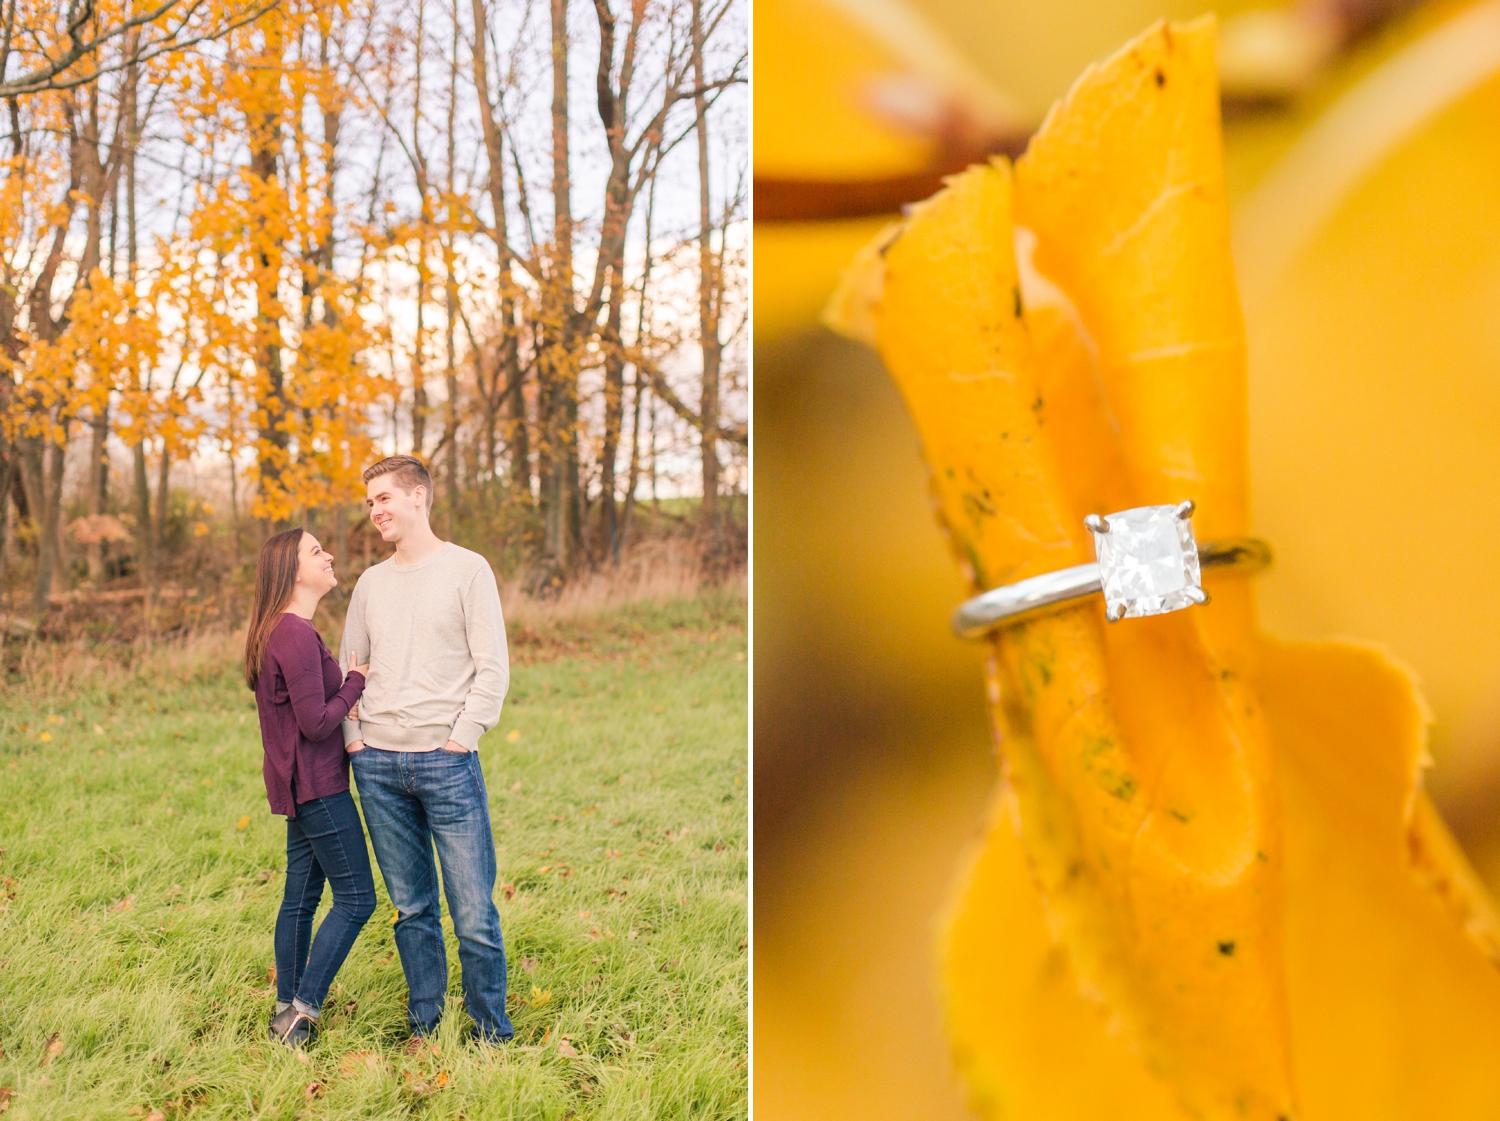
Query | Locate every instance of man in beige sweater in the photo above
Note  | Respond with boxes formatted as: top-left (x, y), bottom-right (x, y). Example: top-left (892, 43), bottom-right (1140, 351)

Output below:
top-left (339, 455), bottom-right (514, 1042)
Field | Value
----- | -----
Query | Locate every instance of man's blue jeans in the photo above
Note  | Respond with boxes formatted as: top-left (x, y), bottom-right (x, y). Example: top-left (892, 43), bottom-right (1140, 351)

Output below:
top-left (351, 746), bottom-right (514, 1041)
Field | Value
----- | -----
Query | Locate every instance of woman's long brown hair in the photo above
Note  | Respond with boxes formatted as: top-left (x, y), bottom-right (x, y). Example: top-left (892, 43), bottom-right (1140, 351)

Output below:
top-left (244, 528), bottom-right (305, 690)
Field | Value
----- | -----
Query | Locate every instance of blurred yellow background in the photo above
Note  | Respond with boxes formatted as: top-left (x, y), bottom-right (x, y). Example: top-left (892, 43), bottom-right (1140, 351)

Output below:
top-left (754, 1), bottom-right (1500, 1117)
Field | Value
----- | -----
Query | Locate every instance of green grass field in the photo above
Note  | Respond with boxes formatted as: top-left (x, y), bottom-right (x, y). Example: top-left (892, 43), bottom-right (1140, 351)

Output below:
top-left (0, 590), bottom-right (747, 1120)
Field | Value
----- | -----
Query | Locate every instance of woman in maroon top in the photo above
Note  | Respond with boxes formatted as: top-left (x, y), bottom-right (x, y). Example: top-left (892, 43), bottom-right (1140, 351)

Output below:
top-left (245, 527), bottom-right (374, 1048)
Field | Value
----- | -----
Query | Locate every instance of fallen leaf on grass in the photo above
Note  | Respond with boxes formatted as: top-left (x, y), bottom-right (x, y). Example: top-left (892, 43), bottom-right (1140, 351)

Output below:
top-left (93, 725), bottom-right (104, 734)
top-left (38, 1034), bottom-right (61, 1065)
top-left (402, 1068), bottom-right (444, 1097)
top-left (145, 1112), bottom-right (164, 1121)
top-left (236, 816), bottom-right (249, 830)
top-left (520, 956), bottom-right (538, 973)
top-left (500, 883), bottom-right (516, 900)
top-left (0, 1087), bottom-right (13, 1113)
top-left (528, 986), bottom-right (553, 1008)
top-left (38, 732), bottom-right (51, 743)
top-left (506, 729), bottom-right (521, 743)
top-left (605, 849), bottom-right (621, 860)
top-left (303, 1081), bottom-right (325, 1103)
top-left (338, 1050), bottom-right (381, 1076)
top-left (403, 1038), bottom-right (428, 1057)
top-left (108, 895), bottom-right (134, 913)
top-left (557, 1040), bottom-right (578, 1057)
top-left (510, 781), bottom-right (522, 792)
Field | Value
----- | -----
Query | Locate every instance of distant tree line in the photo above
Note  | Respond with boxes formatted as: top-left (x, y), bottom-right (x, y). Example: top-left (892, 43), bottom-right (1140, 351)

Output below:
top-left (0, 0), bottom-right (747, 625)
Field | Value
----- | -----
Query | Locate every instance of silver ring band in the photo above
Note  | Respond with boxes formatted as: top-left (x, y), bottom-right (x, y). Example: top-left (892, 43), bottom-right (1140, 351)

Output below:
top-left (951, 537), bottom-right (1272, 639)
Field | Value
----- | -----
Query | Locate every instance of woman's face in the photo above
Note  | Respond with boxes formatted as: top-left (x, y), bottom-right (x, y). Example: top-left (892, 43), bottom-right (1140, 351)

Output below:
top-left (294, 532), bottom-right (337, 597)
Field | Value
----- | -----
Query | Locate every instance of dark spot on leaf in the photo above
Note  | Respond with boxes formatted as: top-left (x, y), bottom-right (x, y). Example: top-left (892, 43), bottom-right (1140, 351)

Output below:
top-left (1217, 940), bottom-right (1235, 956)
top-left (1013, 285), bottom-right (1023, 318)
top-left (1106, 773), bottom-right (1136, 802)
top-left (1154, 68), bottom-right (1165, 87)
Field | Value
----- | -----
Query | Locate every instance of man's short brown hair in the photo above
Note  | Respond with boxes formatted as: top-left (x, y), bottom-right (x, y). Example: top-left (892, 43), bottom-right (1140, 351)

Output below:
top-left (363, 455), bottom-right (433, 502)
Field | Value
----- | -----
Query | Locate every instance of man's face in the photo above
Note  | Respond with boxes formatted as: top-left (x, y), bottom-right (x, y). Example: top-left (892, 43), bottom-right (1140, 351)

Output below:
top-left (366, 475), bottom-right (426, 542)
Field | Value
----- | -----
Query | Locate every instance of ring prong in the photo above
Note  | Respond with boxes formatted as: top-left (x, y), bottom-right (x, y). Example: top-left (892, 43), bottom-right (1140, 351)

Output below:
top-left (1186, 585), bottom-right (1210, 606)
top-left (1175, 499), bottom-right (1195, 520)
top-left (1105, 602), bottom-right (1126, 623)
top-left (1085, 514), bottom-right (1108, 534)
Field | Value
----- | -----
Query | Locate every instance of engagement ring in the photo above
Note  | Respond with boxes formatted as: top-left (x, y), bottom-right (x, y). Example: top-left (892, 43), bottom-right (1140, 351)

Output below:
top-left (951, 501), bottom-right (1272, 639)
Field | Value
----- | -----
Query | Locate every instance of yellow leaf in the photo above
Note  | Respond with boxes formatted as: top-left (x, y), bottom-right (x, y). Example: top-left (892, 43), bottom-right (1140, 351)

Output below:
top-left (528, 985), bottom-right (552, 1009)
top-left (506, 729), bottom-right (521, 743)
top-left (38, 733), bottom-right (51, 743)
top-left (236, 816), bottom-right (250, 830)
top-left (836, 14), bottom-right (1500, 1121)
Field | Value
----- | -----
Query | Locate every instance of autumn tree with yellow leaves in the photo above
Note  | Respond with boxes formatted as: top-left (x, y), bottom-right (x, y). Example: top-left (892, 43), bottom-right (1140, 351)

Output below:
top-left (0, 0), bottom-right (745, 628)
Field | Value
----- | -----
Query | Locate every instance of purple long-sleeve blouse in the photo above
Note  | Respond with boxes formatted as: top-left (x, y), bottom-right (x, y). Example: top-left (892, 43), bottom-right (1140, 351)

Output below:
top-left (255, 613), bottom-right (365, 818)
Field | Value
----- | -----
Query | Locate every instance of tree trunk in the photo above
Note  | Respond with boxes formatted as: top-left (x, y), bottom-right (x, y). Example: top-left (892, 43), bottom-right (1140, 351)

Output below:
top-left (410, 2), bottom-right (430, 464)
top-left (252, 116), bottom-right (289, 517)
top-left (621, 172), bottom-right (657, 547)
top-left (441, 20), bottom-right (461, 536)
top-left (86, 406), bottom-right (108, 582)
top-left (469, 0), bottom-right (530, 509)
top-left (691, 0), bottom-right (722, 550)
top-left (541, 0), bottom-right (579, 573)
top-left (543, 0), bottom-right (576, 570)
top-left (154, 447), bottom-right (170, 568)
top-left (248, 15), bottom-right (289, 522)
top-left (0, 450), bottom-right (13, 617)
top-left (31, 427), bottom-right (67, 617)
top-left (17, 440), bottom-right (43, 615)
top-left (600, 260), bottom-right (625, 562)
top-left (133, 439), bottom-right (151, 582)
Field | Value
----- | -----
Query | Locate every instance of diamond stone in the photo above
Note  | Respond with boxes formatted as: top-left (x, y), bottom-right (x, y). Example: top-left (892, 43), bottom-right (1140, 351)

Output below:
top-left (1090, 504), bottom-right (1202, 619)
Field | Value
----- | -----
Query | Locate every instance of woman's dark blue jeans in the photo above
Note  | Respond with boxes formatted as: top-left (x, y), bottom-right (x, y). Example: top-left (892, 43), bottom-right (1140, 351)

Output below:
top-left (275, 790), bottom-right (377, 1010)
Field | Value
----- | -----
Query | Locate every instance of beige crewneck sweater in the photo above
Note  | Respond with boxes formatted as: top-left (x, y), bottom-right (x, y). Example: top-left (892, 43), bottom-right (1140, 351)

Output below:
top-left (338, 542), bottom-right (509, 752)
